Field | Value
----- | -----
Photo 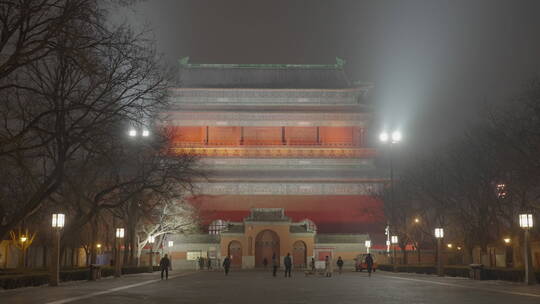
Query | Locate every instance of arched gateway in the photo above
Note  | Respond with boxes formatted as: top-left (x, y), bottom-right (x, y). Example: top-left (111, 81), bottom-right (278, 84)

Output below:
top-left (255, 230), bottom-right (280, 267)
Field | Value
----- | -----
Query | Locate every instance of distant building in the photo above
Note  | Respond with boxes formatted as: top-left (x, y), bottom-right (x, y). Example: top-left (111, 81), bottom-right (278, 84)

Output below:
top-left (163, 57), bottom-right (387, 268)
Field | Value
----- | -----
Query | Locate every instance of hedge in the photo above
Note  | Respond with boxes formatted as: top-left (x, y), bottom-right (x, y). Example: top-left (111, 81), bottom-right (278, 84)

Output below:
top-left (379, 264), bottom-right (540, 282)
top-left (0, 266), bottom-right (154, 290)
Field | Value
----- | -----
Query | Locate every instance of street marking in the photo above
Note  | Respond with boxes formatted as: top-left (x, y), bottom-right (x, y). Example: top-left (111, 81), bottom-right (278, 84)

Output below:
top-left (44, 272), bottom-right (195, 304)
top-left (382, 274), bottom-right (540, 298)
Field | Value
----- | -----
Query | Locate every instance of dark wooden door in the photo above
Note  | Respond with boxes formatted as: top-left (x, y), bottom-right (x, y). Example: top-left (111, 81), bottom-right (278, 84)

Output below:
top-left (228, 241), bottom-right (242, 267)
top-left (292, 241), bottom-right (307, 268)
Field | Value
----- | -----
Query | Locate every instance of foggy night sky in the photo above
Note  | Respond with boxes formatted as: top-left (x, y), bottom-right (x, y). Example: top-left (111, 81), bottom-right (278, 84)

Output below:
top-left (125, 0), bottom-right (540, 151)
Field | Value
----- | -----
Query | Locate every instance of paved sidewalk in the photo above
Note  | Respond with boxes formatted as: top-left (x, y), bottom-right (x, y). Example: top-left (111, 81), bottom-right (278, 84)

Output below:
top-left (2, 269), bottom-right (540, 303)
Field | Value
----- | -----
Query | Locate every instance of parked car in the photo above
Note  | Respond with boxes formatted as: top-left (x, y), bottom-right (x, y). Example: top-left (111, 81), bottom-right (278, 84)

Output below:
top-left (354, 254), bottom-right (377, 272)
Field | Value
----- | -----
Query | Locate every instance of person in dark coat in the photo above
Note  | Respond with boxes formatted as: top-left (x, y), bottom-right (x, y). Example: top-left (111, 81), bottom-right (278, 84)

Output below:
top-left (272, 253), bottom-right (278, 277)
top-left (159, 254), bottom-right (171, 280)
top-left (310, 257), bottom-right (316, 272)
top-left (365, 253), bottom-right (374, 277)
top-left (284, 253), bottom-right (292, 277)
top-left (337, 256), bottom-right (344, 274)
top-left (222, 255), bottom-right (231, 275)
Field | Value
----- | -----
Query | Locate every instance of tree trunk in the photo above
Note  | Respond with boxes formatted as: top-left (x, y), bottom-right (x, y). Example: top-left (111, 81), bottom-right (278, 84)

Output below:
top-left (123, 235), bottom-right (129, 265)
top-left (90, 215), bottom-right (98, 265)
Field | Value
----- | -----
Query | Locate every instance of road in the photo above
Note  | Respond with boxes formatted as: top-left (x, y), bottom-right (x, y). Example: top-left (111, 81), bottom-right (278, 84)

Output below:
top-left (2, 270), bottom-right (540, 304)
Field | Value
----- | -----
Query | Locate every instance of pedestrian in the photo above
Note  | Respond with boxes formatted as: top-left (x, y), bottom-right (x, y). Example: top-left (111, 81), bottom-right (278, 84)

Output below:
top-left (159, 254), bottom-right (171, 280)
top-left (207, 258), bottom-right (212, 270)
top-left (198, 257), bottom-right (205, 270)
top-left (365, 253), bottom-right (374, 277)
top-left (272, 253), bottom-right (278, 277)
top-left (263, 257), bottom-right (268, 269)
top-left (284, 253), bottom-right (292, 277)
top-left (325, 256), bottom-right (333, 277)
top-left (223, 255), bottom-right (231, 275)
top-left (310, 257), bottom-right (315, 273)
top-left (337, 256), bottom-right (344, 274)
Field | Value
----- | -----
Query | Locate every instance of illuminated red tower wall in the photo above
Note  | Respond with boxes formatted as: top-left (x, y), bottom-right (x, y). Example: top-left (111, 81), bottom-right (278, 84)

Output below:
top-left (164, 58), bottom-right (385, 236)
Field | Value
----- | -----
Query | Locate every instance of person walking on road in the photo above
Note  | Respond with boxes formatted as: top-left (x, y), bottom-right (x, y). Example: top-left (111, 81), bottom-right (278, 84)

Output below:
top-left (272, 253), bottom-right (278, 277)
top-left (159, 254), bottom-right (171, 280)
top-left (284, 253), bottom-right (292, 277)
top-left (336, 256), bottom-right (344, 274)
top-left (325, 256), bottom-right (333, 277)
top-left (223, 255), bottom-right (231, 275)
top-left (310, 257), bottom-right (316, 273)
top-left (365, 253), bottom-right (374, 277)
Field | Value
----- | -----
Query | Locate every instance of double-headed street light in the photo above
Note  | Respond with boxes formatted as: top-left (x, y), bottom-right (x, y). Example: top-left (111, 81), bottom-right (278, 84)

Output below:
top-left (434, 228), bottom-right (444, 277)
top-left (380, 130), bottom-right (403, 258)
top-left (50, 213), bottom-right (65, 286)
top-left (128, 128), bottom-right (150, 138)
top-left (115, 228), bottom-right (124, 277)
top-left (519, 213), bottom-right (535, 285)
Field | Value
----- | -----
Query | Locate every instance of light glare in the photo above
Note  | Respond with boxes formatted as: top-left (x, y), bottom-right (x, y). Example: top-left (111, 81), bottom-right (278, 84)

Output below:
top-left (116, 228), bottom-right (125, 238)
top-left (435, 228), bottom-right (444, 238)
top-left (519, 214), bottom-right (534, 228)
top-left (391, 131), bottom-right (402, 143)
top-left (52, 213), bottom-right (65, 228)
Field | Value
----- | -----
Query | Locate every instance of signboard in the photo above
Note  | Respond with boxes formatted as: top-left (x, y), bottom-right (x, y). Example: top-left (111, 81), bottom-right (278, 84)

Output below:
top-left (187, 251), bottom-right (205, 261)
top-left (315, 261), bottom-right (326, 270)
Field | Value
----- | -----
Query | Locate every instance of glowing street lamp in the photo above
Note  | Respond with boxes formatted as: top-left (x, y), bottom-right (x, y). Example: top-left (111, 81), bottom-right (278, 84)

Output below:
top-left (50, 213), bottom-right (65, 286)
top-left (20, 236), bottom-right (27, 243)
top-left (168, 240), bottom-right (174, 247)
top-left (519, 213), bottom-right (535, 285)
top-left (128, 129), bottom-right (137, 137)
top-left (365, 240), bottom-right (371, 254)
top-left (115, 228), bottom-right (124, 277)
top-left (391, 235), bottom-right (398, 271)
top-left (414, 218), bottom-right (420, 224)
top-left (447, 243), bottom-right (453, 249)
top-left (391, 131), bottom-right (402, 143)
top-left (503, 238), bottom-right (511, 244)
top-left (142, 129), bottom-right (150, 137)
top-left (52, 213), bottom-right (65, 228)
top-left (148, 235), bottom-right (155, 268)
top-left (434, 228), bottom-right (444, 277)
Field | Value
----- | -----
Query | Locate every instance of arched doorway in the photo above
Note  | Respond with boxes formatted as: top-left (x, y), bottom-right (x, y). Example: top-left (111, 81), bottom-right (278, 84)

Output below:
top-left (228, 241), bottom-right (242, 267)
top-left (292, 241), bottom-right (307, 268)
top-left (255, 230), bottom-right (280, 267)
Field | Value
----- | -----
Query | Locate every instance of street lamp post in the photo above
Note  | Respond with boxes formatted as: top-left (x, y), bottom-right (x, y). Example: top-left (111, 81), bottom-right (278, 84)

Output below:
top-left (435, 228), bottom-right (444, 277)
top-left (519, 213), bottom-right (535, 285)
top-left (380, 130), bottom-right (402, 258)
top-left (50, 213), bottom-right (65, 286)
top-left (148, 235), bottom-right (155, 269)
top-left (365, 240), bottom-right (371, 254)
top-left (115, 228), bottom-right (124, 277)
top-left (391, 235), bottom-right (398, 272)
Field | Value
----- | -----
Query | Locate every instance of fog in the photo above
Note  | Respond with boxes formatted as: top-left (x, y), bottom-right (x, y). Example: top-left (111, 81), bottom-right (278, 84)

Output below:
top-left (124, 0), bottom-right (540, 149)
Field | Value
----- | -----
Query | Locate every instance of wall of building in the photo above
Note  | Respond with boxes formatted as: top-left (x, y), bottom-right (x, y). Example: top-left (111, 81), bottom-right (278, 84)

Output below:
top-left (189, 195), bottom-right (384, 234)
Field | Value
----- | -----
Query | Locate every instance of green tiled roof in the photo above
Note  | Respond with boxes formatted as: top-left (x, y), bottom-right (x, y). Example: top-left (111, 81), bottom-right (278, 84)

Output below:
top-left (179, 57), bottom-right (346, 70)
